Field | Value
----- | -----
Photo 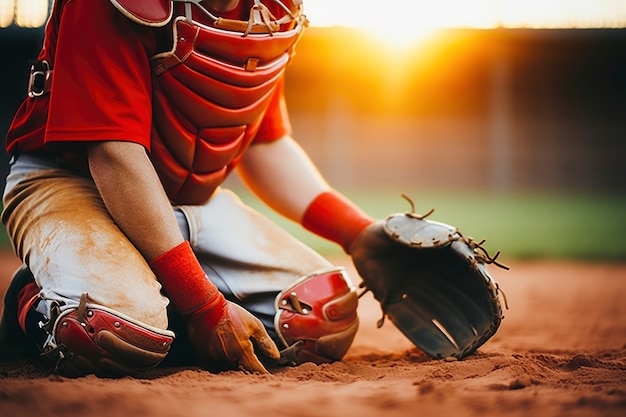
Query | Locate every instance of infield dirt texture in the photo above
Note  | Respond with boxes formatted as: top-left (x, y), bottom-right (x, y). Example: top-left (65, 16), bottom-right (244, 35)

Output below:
top-left (1, 251), bottom-right (625, 417)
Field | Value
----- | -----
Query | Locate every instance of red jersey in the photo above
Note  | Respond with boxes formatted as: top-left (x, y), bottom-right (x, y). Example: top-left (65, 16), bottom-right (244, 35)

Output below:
top-left (5, 0), bottom-right (292, 160)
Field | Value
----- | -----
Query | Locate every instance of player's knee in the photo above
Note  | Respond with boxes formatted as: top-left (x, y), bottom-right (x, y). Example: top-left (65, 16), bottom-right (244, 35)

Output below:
top-left (44, 295), bottom-right (174, 377)
top-left (275, 267), bottom-right (359, 365)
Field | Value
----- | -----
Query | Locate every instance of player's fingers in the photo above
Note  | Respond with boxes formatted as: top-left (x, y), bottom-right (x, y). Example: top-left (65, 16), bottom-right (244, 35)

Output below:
top-left (237, 339), bottom-right (270, 374)
top-left (216, 322), bottom-right (269, 374)
top-left (251, 325), bottom-right (281, 360)
top-left (232, 302), bottom-right (281, 361)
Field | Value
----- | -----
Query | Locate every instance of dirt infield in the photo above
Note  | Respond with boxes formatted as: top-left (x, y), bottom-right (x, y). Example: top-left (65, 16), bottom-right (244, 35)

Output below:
top-left (1, 250), bottom-right (625, 417)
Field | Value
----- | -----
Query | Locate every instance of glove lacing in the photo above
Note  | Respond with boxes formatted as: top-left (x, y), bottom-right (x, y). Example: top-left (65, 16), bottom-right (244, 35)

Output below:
top-left (359, 194), bottom-right (511, 329)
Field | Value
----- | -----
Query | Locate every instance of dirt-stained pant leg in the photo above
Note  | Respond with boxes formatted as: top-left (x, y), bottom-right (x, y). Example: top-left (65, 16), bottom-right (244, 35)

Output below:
top-left (177, 189), bottom-right (334, 331)
top-left (2, 155), bottom-right (169, 330)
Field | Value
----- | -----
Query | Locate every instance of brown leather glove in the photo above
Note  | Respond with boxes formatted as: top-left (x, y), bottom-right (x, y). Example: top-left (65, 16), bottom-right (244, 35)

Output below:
top-left (150, 241), bottom-right (279, 373)
top-left (187, 295), bottom-right (280, 373)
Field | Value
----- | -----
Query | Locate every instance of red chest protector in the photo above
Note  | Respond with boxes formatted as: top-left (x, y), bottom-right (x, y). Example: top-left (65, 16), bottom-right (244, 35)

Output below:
top-left (147, 1), bottom-right (306, 205)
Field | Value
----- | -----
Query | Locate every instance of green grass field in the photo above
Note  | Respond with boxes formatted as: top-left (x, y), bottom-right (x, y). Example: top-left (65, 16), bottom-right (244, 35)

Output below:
top-left (234, 188), bottom-right (626, 262)
top-left (2, 188), bottom-right (625, 261)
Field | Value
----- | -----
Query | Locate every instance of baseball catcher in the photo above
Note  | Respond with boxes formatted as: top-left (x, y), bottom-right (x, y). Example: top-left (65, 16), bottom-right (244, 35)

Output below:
top-left (0, 0), bottom-right (505, 377)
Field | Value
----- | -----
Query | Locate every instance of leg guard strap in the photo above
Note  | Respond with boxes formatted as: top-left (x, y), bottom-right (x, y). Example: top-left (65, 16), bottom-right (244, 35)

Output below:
top-left (275, 267), bottom-right (359, 365)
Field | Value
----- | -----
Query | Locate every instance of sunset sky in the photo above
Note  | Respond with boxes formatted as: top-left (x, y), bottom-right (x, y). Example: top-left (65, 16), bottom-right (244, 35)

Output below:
top-left (306, 1), bottom-right (626, 33)
top-left (2, 0), bottom-right (626, 30)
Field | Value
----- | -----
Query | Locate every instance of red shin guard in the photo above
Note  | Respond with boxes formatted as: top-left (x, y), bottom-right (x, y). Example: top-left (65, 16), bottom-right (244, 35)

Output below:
top-left (275, 267), bottom-right (359, 365)
top-left (51, 297), bottom-right (174, 377)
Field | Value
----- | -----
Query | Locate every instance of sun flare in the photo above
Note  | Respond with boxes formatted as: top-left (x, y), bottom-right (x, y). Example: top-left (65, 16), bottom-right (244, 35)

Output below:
top-left (304, 0), bottom-right (626, 46)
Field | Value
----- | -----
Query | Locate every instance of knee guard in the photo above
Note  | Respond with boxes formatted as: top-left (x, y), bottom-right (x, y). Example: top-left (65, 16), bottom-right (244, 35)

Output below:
top-left (42, 294), bottom-right (174, 377)
top-left (275, 267), bottom-right (359, 365)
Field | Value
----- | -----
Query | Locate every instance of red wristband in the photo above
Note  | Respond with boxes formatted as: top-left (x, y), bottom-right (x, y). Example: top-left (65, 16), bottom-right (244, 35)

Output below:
top-left (149, 241), bottom-right (223, 316)
top-left (301, 190), bottom-right (374, 254)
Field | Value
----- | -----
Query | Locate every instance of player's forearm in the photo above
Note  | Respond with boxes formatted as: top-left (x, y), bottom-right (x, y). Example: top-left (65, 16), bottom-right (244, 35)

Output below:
top-left (87, 140), bottom-right (184, 261)
top-left (236, 135), bottom-right (330, 222)
top-left (237, 135), bottom-right (373, 252)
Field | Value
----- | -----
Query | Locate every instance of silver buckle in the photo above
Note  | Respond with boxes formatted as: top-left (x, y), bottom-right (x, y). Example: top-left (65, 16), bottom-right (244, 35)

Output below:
top-left (27, 60), bottom-right (51, 98)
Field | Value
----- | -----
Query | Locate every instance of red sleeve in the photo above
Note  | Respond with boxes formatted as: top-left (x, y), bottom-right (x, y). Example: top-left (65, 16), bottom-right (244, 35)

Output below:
top-left (44, 0), bottom-right (157, 150)
top-left (251, 77), bottom-right (293, 144)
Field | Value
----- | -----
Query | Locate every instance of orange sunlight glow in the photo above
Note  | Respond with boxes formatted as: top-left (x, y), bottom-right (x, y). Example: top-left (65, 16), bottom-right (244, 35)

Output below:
top-left (304, 1), bottom-right (494, 51)
top-left (305, 0), bottom-right (626, 47)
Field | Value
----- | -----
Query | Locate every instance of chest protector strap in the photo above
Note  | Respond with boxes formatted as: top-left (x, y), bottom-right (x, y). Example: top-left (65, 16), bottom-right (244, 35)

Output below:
top-left (150, 2), bottom-right (306, 205)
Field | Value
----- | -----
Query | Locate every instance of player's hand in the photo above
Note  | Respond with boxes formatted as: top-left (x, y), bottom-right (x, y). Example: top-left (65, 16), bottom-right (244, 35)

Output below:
top-left (187, 299), bottom-right (280, 374)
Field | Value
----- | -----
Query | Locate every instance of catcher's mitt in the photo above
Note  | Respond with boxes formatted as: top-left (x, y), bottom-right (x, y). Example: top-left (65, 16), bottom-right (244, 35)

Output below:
top-left (350, 195), bottom-right (508, 360)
